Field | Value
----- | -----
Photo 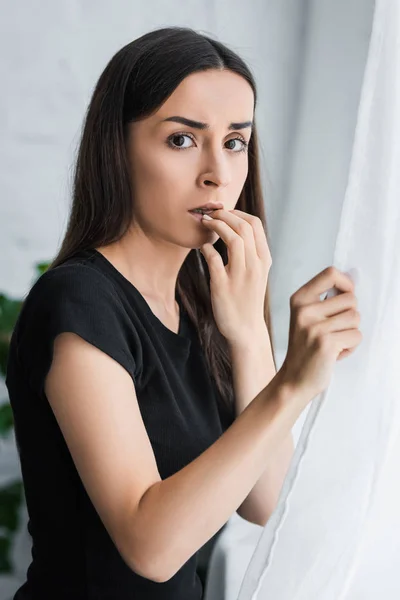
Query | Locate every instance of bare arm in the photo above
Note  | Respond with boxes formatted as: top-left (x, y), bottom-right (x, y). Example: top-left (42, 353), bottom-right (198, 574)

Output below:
top-left (134, 374), bottom-right (306, 581)
top-left (46, 332), bottom-right (309, 585)
top-left (229, 328), bottom-right (295, 526)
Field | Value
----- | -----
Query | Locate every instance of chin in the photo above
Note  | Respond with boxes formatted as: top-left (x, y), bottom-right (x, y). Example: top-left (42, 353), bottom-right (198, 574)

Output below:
top-left (201, 232), bottom-right (219, 245)
top-left (182, 231), bottom-right (219, 251)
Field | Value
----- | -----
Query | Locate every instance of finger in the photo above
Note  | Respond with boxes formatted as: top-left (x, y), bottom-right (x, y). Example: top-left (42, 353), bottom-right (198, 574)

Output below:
top-left (199, 242), bottom-right (227, 279)
top-left (201, 213), bottom-right (247, 274)
top-left (210, 210), bottom-right (259, 268)
top-left (337, 348), bottom-right (355, 361)
top-left (229, 209), bottom-right (272, 268)
top-left (330, 328), bottom-right (362, 356)
top-left (294, 266), bottom-right (355, 307)
top-left (209, 209), bottom-right (260, 268)
top-left (314, 308), bottom-right (360, 336)
top-left (319, 291), bottom-right (358, 317)
top-left (304, 293), bottom-right (358, 322)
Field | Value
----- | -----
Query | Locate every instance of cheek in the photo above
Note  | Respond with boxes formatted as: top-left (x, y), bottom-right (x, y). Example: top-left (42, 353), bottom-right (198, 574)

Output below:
top-left (145, 146), bottom-right (185, 181)
top-left (129, 155), bottom-right (188, 221)
top-left (236, 159), bottom-right (248, 182)
top-left (130, 153), bottom-right (181, 199)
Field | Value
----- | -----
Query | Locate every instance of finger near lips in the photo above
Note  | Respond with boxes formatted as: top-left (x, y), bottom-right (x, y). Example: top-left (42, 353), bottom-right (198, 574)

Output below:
top-left (201, 209), bottom-right (269, 266)
top-left (200, 209), bottom-right (256, 273)
top-left (200, 214), bottom-right (242, 272)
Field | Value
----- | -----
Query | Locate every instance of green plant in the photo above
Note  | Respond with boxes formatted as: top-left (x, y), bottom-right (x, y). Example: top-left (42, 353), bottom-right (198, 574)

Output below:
top-left (0, 260), bottom-right (50, 574)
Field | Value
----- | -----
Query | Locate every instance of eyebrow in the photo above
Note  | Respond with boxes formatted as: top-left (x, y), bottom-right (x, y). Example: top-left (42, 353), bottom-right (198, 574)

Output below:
top-left (161, 116), bottom-right (253, 131)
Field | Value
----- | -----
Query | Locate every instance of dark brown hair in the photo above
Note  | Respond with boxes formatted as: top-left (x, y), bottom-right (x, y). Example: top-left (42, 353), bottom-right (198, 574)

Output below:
top-left (48, 26), bottom-right (277, 422)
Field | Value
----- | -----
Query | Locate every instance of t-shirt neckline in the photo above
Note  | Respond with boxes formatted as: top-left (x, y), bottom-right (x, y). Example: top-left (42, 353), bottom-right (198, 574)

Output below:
top-left (82, 248), bottom-right (191, 347)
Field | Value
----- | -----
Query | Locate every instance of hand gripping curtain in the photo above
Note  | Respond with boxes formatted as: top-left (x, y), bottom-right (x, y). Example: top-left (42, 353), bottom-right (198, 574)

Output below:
top-left (237, 1), bottom-right (400, 598)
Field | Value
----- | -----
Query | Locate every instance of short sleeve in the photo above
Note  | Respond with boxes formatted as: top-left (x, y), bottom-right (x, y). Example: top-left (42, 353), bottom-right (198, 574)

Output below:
top-left (16, 264), bottom-right (141, 399)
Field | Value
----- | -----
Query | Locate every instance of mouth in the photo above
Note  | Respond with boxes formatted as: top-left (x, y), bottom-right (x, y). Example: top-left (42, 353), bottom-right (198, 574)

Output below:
top-left (188, 209), bottom-right (214, 222)
top-left (188, 202), bottom-right (224, 215)
top-left (188, 208), bottom-right (216, 215)
top-left (188, 203), bottom-right (223, 224)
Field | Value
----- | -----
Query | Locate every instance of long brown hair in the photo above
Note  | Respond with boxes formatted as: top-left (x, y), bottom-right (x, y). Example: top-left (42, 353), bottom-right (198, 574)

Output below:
top-left (48, 26), bottom-right (277, 422)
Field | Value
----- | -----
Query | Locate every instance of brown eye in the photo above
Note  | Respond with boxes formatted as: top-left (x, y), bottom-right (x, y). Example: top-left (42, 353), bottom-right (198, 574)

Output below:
top-left (166, 133), bottom-right (195, 151)
top-left (165, 132), bottom-right (248, 153)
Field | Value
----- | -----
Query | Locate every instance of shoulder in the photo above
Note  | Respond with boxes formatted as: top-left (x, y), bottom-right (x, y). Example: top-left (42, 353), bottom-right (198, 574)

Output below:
top-left (17, 260), bottom-right (136, 339)
top-left (20, 262), bottom-right (124, 323)
top-left (32, 262), bottom-right (117, 300)
top-left (15, 262), bottom-right (142, 396)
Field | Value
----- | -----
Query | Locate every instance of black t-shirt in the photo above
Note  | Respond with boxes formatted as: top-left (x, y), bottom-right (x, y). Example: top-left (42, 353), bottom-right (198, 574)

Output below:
top-left (5, 248), bottom-right (235, 600)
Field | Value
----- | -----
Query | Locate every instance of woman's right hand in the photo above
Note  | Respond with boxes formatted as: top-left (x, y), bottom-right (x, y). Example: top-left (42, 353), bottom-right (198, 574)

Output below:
top-left (279, 266), bottom-right (363, 404)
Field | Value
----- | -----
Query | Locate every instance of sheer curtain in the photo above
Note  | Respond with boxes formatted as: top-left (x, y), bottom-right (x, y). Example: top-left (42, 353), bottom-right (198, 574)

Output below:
top-left (236, 0), bottom-right (400, 597)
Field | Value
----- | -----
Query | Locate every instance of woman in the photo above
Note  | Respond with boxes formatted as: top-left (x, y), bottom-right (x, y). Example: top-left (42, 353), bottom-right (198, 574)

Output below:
top-left (5, 26), bottom-right (361, 600)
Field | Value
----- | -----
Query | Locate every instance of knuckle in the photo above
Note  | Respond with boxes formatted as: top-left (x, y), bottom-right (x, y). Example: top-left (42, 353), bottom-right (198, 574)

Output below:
top-left (209, 253), bottom-right (221, 266)
top-left (308, 321), bottom-right (321, 340)
top-left (238, 221), bottom-right (252, 235)
top-left (325, 266), bottom-right (337, 277)
top-left (297, 306), bottom-right (311, 327)
top-left (323, 265), bottom-right (336, 279)
top-left (350, 309), bottom-right (360, 320)
top-left (249, 214), bottom-right (261, 225)
top-left (232, 236), bottom-right (244, 249)
top-left (346, 292), bottom-right (358, 307)
top-left (316, 333), bottom-right (330, 353)
top-left (290, 292), bottom-right (300, 309)
top-left (350, 291), bottom-right (357, 302)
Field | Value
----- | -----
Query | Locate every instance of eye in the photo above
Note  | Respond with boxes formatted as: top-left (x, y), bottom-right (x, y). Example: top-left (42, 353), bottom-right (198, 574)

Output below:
top-left (225, 137), bottom-right (249, 153)
top-left (166, 133), bottom-right (194, 150)
top-left (166, 132), bottom-right (249, 153)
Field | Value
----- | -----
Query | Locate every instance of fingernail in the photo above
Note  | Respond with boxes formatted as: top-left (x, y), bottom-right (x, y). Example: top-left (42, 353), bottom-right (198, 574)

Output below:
top-left (202, 214), bottom-right (213, 221)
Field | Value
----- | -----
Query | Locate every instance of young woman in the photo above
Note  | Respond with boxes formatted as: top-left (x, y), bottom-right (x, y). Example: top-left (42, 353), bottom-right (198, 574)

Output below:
top-left (5, 26), bottom-right (361, 600)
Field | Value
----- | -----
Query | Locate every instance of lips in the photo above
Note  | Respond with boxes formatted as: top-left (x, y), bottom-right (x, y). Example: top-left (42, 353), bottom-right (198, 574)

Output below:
top-left (189, 211), bottom-right (207, 221)
top-left (189, 202), bottom-right (224, 212)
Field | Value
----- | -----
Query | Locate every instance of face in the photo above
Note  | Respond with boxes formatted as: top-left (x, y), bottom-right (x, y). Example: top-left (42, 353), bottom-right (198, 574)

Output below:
top-left (125, 68), bottom-right (254, 249)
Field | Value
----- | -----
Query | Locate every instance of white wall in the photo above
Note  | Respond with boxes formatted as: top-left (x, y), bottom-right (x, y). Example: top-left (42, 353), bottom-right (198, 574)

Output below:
top-left (269, 0), bottom-right (375, 352)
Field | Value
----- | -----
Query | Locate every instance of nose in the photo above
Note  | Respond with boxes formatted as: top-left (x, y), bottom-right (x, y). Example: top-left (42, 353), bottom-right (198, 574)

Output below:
top-left (201, 164), bottom-right (231, 188)
top-left (198, 142), bottom-right (233, 188)
top-left (203, 178), bottom-right (229, 187)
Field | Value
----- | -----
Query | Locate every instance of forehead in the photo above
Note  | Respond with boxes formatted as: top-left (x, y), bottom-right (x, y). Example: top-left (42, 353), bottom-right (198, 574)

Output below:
top-left (153, 69), bottom-right (254, 128)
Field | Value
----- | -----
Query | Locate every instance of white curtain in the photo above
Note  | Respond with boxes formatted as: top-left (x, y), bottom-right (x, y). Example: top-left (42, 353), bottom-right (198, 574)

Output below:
top-left (236, 0), bottom-right (400, 597)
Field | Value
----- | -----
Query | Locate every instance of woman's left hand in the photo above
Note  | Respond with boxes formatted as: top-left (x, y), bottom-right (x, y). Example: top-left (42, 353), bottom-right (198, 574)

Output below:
top-left (199, 208), bottom-right (272, 346)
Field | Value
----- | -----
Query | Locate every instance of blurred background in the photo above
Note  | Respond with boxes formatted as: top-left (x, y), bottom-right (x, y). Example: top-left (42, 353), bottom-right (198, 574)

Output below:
top-left (0, 0), bottom-right (375, 597)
